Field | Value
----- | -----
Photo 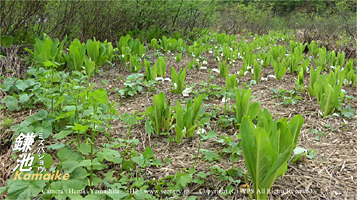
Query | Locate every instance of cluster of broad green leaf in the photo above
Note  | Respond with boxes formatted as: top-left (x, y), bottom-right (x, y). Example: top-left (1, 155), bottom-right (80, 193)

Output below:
top-left (174, 95), bottom-right (203, 143)
top-left (235, 88), bottom-right (261, 126)
top-left (309, 66), bottom-right (343, 117)
top-left (117, 35), bottom-right (146, 61)
top-left (26, 34), bottom-right (67, 70)
top-left (240, 110), bottom-right (304, 200)
top-left (154, 56), bottom-right (167, 77)
top-left (145, 93), bottom-right (173, 135)
top-left (171, 67), bottom-right (187, 94)
top-left (26, 35), bottom-right (113, 78)
top-left (155, 36), bottom-right (186, 53)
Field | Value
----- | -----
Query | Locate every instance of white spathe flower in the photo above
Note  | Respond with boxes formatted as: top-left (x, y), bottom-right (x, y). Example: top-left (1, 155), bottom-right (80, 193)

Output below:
top-left (330, 66), bottom-right (335, 70)
top-left (343, 79), bottom-right (352, 86)
top-left (251, 69), bottom-right (254, 74)
top-left (122, 54), bottom-right (125, 58)
top-left (261, 77), bottom-right (268, 81)
top-left (196, 58), bottom-right (200, 62)
top-left (212, 68), bottom-right (220, 73)
top-left (222, 97), bottom-right (230, 103)
top-left (285, 54), bottom-right (290, 56)
top-left (221, 53), bottom-right (224, 57)
top-left (173, 83), bottom-right (177, 90)
top-left (203, 60), bottom-right (207, 65)
top-left (244, 71), bottom-right (249, 76)
top-left (267, 75), bottom-right (276, 80)
top-left (293, 147), bottom-right (307, 156)
top-left (155, 77), bottom-right (164, 82)
top-left (246, 66), bottom-right (252, 70)
top-left (236, 78), bottom-right (240, 84)
top-left (209, 50), bottom-right (213, 54)
top-left (200, 66), bottom-right (207, 70)
top-left (182, 127), bottom-right (187, 134)
top-left (167, 50), bottom-right (171, 54)
top-left (196, 128), bottom-right (206, 135)
top-left (216, 57), bottom-right (220, 61)
top-left (164, 78), bottom-right (171, 82)
top-left (230, 48), bottom-right (233, 51)
top-left (182, 87), bottom-right (193, 97)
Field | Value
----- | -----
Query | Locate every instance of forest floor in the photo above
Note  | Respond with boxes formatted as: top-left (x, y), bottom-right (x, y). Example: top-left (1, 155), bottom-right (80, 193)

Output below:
top-left (1, 38), bottom-right (357, 200)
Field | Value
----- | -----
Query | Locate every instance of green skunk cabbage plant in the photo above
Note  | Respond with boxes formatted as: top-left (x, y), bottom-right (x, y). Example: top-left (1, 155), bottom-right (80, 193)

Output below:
top-left (315, 47), bottom-right (327, 70)
top-left (295, 69), bottom-right (305, 93)
top-left (186, 60), bottom-right (193, 70)
top-left (318, 82), bottom-right (341, 117)
top-left (129, 54), bottom-right (143, 72)
top-left (27, 34), bottom-right (67, 68)
top-left (155, 56), bottom-right (166, 77)
top-left (117, 35), bottom-right (133, 55)
top-left (293, 43), bottom-right (307, 55)
top-left (188, 46), bottom-right (194, 56)
top-left (131, 39), bottom-right (146, 58)
top-left (240, 112), bottom-right (304, 200)
top-left (310, 67), bottom-right (344, 117)
top-left (298, 59), bottom-right (310, 74)
top-left (269, 45), bottom-right (286, 60)
top-left (289, 40), bottom-right (297, 53)
top-left (336, 52), bottom-right (345, 68)
top-left (344, 59), bottom-right (357, 86)
top-left (176, 53), bottom-right (182, 63)
top-left (252, 60), bottom-right (262, 82)
top-left (272, 59), bottom-right (287, 81)
top-left (308, 40), bottom-right (319, 57)
top-left (297, 69), bottom-right (304, 87)
top-left (194, 46), bottom-right (204, 58)
top-left (235, 88), bottom-right (261, 126)
top-left (171, 67), bottom-right (187, 94)
top-left (160, 36), bottom-right (169, 53)
top-left (328, 51), bottom-right (337, 67)
top-left (146, 93), bottom-right (172, 135)
top-left (150, 38), bottom-right (159, 50)
top-left (85, 58), bottom-right (96, 78)
top-left (65, 38), bottom-right (86, 71)
top-left (239, 51), bottom-right (255, 76)
top-left (144, 59), bottom-right (157, 81)
top-left (86, 39), bottom-right (114, 67)
top-left (174, 95), bottom-right (203, 143)
top-left (258, 53), bottom-right (272, 67)
top-left (138, 41), bottom-right (147, 58)
top-left (226, 74), bottom-right (239, 92)
top-left (308, 66), bottom-right (323, 97)
top-left (287, 49), bottom-right (303, 73)
top-left (219, 60), bottom-right (229, 78)
top-left (168, 38), bottom-right (177, 51)
top-left (177, 38), bottom-right (185, 52)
